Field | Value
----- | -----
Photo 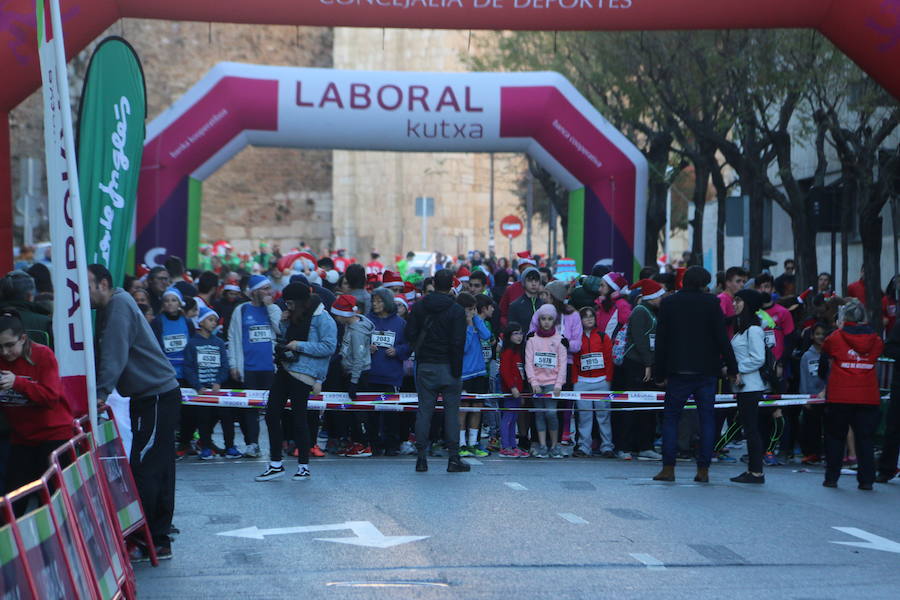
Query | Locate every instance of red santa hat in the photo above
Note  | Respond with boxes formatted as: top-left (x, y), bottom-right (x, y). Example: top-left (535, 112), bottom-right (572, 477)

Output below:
top-left (797, 286), bottom-right (814, 304)
top-left (136, 263), bottom-right (151, 280)
top-left (630, 279), bottom-right (665, 300)
top-left (403, 281), bottom-right (417, 302)
top-left (452, 277), bottom-right (463, 295)
top-left (382, 270), bottom-right (404, 288)
top-left (516, 251), bottom-right (536, 268)
top-left (330, 294), bottom-right (358, 318)
top-left (602, 272), bottom-right (628, 292)
top-left (393, 296), bottom-right (409, 311)
top-left (456, 266), bottom-right (471, 282)
top-left (675, 267), bottom-right (687, 290)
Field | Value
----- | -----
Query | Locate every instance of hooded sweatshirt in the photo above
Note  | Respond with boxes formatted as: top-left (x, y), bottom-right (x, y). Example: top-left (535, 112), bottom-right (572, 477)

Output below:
top-left (821, 323), bottom-right (884, 405)
top-left (525, 305), bottom-right (568, 390)
top-left (1, 342), bottom-right (73, 444)
top-left (340, 314), bottom-right (375, 384)
top-left (462, 315), bottom-right (492, 380)
top-left (367, 288), bottom-right (410, 387)
top-left (596, 294), bottom-right (633, 337)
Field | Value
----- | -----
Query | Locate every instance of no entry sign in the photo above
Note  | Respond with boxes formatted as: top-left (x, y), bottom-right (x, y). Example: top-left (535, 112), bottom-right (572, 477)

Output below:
top-left (500, 215), bottom-right (524, 239)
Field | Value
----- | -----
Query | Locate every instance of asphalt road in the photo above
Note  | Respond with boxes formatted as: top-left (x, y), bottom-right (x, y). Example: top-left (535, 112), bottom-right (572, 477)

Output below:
top-left (133, 434), bottom-right (900, 600)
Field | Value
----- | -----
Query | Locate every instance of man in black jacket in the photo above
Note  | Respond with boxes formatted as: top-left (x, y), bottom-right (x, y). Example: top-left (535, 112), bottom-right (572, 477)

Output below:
top-left (653, 266), bottom-right (738, 483)
top-left (406, 269), bottom-right (469, 473)
top-left (877, 320), bottom-right (900, 483)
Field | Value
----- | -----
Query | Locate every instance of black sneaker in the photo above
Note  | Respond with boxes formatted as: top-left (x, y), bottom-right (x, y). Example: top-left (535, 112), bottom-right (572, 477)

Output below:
top-left (447, 456), bottom-right (471, 473)
top-left (858, 482), bottom-right (874, 491)
top-left (415, 456), bottom-right (428, 472)
top-left (255, 464), bottom-right (285, 482)
top-left (823, 480), bottom-right (838, 488)
top-left (155, 546), bottom-right (173, 560)
top-left (292, 466), bottom-right (311, 481)
top-left (730, 472), bottom-right (765, 484)
top-left (572, 448), bottom-right (590, 458)
top-left (168, 525), bottom-right (180, 537)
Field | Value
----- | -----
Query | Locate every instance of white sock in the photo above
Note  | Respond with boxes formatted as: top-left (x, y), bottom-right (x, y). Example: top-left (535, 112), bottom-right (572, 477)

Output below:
top-left (468, 428), bottom-right (479, 447)
top-left (297, 464), bottom-right (308, 472)
top-left (459, 431), bottom-right (467, 447)
top-left (270, 461), bottom-right (283, 468)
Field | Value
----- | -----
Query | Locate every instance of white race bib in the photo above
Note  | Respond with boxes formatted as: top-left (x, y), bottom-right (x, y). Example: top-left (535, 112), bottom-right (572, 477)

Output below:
top-left (482, 340), bottom-right (492, 361)
top-left (807, 361), bottom-right (819, 378)
top-left (373, 330), bottom-right (396, 348)
top-left (198, 348), bottom-right (221, 368)
top-left (249, 325), bottom-right (272, 343)
top-left (534, 352), bottom-right (558, 369)
top-left (581, 352), bottom-right (605, 371)
top-left (649, 334), bottom-right (656, 351)
top-left (764, 329), bottom-right (776, 348)
top-left (163, 334), bottom-right (187, 353)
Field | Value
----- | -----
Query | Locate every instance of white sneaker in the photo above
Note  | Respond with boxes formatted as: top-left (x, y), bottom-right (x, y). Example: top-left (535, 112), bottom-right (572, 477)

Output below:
top-left (243, 443), bottom-right (261, 458)
top-left (616, 451), bottom-right (633, 461)
top-left (399, 441), bottom-right (417, 455)
top-left (293, 465), bottom-right (311, 481)
top-left (637, 450), bottom-right (663, 461)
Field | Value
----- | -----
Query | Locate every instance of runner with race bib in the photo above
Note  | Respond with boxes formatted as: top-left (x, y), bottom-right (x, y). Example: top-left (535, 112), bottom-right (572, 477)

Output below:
top-left (524, 304), bottom-right (568, 459)
top-left (572, 306), bottom-right (615, 458)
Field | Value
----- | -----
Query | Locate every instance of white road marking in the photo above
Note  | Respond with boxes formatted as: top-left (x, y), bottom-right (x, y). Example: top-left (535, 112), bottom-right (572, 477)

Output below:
top-left (831, 527), bottom-right (900, 554)
top-left (630, 553), bottom-right (666, 570)
top-left (462, 458), bottom-right (483, 466)
top-left (504, 482), bottom-right (528, 491)
top-left (558, 512), bottom-right (589, 524)
top-left (218, 521), bottom-right (429, 548)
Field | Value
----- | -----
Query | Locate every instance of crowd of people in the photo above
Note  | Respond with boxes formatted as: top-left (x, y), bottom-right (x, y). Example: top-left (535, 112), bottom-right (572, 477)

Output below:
top-left (0, 246), bottom-right (898, 561)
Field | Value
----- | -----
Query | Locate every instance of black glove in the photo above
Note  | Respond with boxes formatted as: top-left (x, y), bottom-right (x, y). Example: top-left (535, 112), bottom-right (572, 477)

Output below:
top-left (561, 337), bottom-right (569, 349)
top-left (347, 381), bottom-right (358, 400)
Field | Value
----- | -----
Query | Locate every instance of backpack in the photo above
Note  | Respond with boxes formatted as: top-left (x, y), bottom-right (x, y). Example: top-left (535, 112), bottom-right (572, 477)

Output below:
top-left (758, 342), bottom-right (782, 393)
top-left (612, 323), bottom-right (629, 366)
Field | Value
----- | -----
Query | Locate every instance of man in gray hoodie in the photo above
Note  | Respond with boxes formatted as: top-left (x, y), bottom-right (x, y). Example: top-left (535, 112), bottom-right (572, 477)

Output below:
top-left (88, 264), bottom-right (179, 559)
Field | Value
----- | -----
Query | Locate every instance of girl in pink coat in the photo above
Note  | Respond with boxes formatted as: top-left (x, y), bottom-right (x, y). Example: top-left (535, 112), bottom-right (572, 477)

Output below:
top-left (525, 304), bottom-right (568, 459)
top-left (595, 272), bottom-right (633, 336)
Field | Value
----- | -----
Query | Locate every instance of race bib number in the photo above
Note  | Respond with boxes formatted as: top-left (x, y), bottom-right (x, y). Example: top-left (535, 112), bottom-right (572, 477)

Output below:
top-left (482, 340), bottom-right (492, 361)
top-left (163, 334), bottom-right (187, 353)
top-left (249, 325), bottom-right (272, 343)
top-left (534, 352), bottom-right (558, 369)
top-left (581, 352), bottom-right (605, 371)
top-left (764, 329), bottom-right (776, 348)
top-left (373, 331), bottom-right (396, 348)
top-left (198, 349), bottom-right (221, 368)
top-left (807, 361), bottom-right (819, 378)
top-left (649, 334), bottom-right (656, 351)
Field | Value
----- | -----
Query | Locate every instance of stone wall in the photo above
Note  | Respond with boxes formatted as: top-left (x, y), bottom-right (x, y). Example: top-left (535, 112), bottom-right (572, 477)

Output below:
top-left (9, 20), bottom-right (334, 255)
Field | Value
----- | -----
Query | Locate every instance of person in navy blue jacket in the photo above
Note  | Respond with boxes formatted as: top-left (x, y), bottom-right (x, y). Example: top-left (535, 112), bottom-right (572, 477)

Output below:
top-left (183, 306), bottom-right (236, 460)
top-left (151, 287), bottom-right (197, 458)
top-left (367, 288), bottom-right (411, 455)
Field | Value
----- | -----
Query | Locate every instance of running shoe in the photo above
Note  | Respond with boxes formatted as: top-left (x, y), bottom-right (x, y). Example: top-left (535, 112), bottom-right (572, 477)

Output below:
top-left (458, 446), bottom-right (474, 457)
top-left (469, 447), bottom-right (489, 458)
top-left (223, 447), bottom-right (243, 459)
top-left (801, 454), bottom-right (821, 465)
top-left (175, 445), bottom-right (189, 461)
top-left (532, 445), bottom-right (549, 459)
top-left (243, 443), bottom-right (262, 458)
top-left (198, 448), bottom-right (215, 461)
top-left (335, 440), bottom-right (352, 456)
top-left (293, 465), bottom-right (311, 481)
top-left (599, 450), bottom-right (617, 459)
top-left (487, 437), bottom-right (501, 452)
top-left (499, 448), bottom-right (518, 458)
top-left (399, 441), bottom-right (417, 455)
top-left (636, 450), bottom-right (662, 461)
top-left (843, 455), bottom-right (858, 468)
top-left (309, 446), bottom-right (325, 458)
top-left (514, 448), bottom-right (531, 458)
top-left (615, 451), bottom-right (633, 461)
top-left (572, 448), bottom-right (591, 458)
top-left (763, 452), bottom-right (782, 466)
top-left (346, 444), bottom-right (373, 457)
top-left (429, 443), bottom-right (448, 458)
top-left (715, 452), bottom-right (737, 464)
top-left (549, 445), bottom-right (566, 459)
top-left (254, 464), bottom-right (285, 482)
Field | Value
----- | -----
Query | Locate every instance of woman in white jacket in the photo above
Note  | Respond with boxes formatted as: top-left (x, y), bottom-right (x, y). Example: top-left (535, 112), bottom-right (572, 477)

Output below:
top-left (729, 289), bottom-right (768, 484)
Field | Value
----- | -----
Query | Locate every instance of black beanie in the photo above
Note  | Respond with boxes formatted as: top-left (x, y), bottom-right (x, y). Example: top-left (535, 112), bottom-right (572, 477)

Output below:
top-left (735, 289), bottom-right (764, 315)
top-left (281, 282), bottom-right (310, 303)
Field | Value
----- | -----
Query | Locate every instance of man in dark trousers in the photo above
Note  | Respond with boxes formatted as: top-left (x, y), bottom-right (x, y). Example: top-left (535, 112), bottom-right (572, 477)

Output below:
top-left (877, 320), bottom-right (900, 483)
top-left (405, 269), bottom-right (469, 473)
top-left (88, 264), bottom-right (180, 560)
top-left (654, 266), bottom-right (738, 483)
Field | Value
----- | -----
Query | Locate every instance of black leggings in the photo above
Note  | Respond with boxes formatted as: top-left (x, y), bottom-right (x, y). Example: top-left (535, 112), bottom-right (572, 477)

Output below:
top-left (265, 370), bottom-right (312, 464)
top-left (715, 391), bottom-right (764, 473)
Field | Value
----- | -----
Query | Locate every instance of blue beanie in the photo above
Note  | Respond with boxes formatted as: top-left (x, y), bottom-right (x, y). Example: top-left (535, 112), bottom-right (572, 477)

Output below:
top-left (197, 306), bottom-right (219, 323)
top-left (162, 287), bottom-right (184, 305)
top-left (248, 274), bottom-right (271, 292)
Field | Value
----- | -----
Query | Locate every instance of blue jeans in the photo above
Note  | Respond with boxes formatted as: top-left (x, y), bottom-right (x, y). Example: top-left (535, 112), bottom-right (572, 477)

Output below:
top-left (662, 375), bottom-right (717, 467)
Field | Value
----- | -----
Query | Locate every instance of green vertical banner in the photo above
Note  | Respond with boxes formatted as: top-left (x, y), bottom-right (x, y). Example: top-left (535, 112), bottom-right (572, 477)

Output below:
top-left (567, 188), bottom-right (585, 274)
top-left (77, 36), bottom-right (147, 286)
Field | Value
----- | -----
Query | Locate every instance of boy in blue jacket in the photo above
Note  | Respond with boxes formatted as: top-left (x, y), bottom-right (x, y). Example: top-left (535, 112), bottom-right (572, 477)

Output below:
top-left (457, 293), bottom-right (492, 457)
top-left (184, 306), bottom-right (236, 460)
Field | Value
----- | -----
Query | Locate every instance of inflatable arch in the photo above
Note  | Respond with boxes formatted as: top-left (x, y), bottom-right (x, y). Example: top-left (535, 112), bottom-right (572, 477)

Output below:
top-left (2, 0), bottom-right (899, 269)
top-left (139, 63), bottom-right (646, 274)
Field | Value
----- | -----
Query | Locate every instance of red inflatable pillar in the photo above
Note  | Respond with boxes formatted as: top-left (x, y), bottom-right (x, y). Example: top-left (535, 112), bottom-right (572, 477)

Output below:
top-left (0, 114), bottom-right (13, 274)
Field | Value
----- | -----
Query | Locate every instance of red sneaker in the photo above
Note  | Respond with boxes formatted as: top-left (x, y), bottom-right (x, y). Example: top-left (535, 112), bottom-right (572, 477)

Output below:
top-left (346, 444), bottom-right (373, 457)
top-left (309, 446), bottom-right (325, 458)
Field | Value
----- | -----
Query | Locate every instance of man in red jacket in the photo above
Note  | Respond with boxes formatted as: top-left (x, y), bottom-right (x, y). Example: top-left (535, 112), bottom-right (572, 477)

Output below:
top-left (820, 299), bottom-right (884, 489)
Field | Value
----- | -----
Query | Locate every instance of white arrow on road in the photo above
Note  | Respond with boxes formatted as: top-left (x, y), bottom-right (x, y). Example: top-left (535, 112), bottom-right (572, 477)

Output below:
top-left (217, 521), bottom-right (429, 548)
top-left (831, 527), bottom-right (900, 554)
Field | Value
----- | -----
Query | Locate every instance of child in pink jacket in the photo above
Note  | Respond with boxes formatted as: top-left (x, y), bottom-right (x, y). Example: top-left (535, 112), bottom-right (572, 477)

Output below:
top-left (525, 304), bottom-right (568, 459)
